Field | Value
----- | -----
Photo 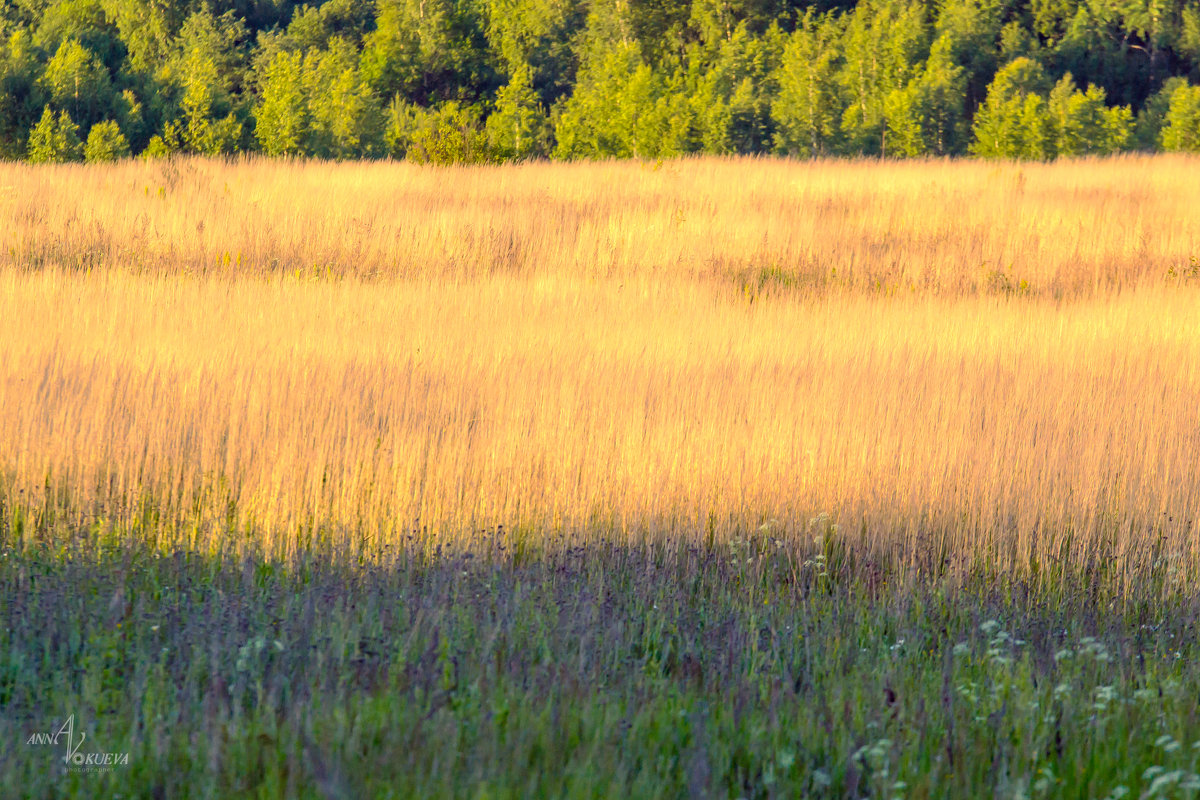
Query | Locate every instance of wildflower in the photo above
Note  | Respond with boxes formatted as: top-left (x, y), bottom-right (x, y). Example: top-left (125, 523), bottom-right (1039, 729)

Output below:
top-left (1144, 769), bottom-right (1188, 797)
top-left (1033, 765), bottom-right (1057, 793)
top-left (1155, 735), bottom-right (1181, 753)
top-left (987, 647), bottom-right (1012, 667)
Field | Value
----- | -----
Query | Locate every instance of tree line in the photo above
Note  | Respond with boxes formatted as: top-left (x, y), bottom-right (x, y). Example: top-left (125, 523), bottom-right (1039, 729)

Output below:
top-left (3, 0), bottom-right (1200, 163)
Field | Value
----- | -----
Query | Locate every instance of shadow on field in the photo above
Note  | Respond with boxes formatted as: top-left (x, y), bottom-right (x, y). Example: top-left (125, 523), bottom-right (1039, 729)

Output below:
top-left (3, 529), bottom-right (1200, 798)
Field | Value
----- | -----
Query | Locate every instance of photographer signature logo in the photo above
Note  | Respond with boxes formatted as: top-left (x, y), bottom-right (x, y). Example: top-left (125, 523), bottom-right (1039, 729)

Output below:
top-left (26, 715), bottom-right (129, 772)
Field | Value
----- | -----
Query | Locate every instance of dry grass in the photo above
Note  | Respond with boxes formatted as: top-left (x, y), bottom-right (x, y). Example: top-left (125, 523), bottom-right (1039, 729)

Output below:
top-left (2, 155), bottom-right (1199, 575)
top-left (6, 155), bottom-right (1199, 291)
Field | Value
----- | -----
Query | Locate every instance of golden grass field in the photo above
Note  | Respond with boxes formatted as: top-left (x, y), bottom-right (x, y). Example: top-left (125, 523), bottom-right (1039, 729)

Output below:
top-left (3, 155), bottom-right (1200, 580)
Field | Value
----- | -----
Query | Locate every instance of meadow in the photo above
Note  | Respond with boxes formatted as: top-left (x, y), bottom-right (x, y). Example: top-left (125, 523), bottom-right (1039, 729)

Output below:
top-left (3, 155), bottom-right (1200, 797)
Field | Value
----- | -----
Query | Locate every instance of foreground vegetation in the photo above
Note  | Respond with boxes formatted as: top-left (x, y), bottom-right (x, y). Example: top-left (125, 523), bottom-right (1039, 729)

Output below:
top-left (3, 155), bottom-right (1200, 795)
top-left (6, 525), bottom-right (1200, 798)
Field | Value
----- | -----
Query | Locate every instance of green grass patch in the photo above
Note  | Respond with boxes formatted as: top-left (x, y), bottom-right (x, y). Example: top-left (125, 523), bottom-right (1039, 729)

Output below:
top-left (4, 520), bottom-right (1200, 798)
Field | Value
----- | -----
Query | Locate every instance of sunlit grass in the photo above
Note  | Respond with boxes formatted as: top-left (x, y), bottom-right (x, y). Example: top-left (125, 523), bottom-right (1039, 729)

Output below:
top-left (4, 155), bottom-right (1199, 291)
top-left (2, 275), bottom-right (1200, 577)
top-left (2, 157), bottom-right (1200, 581)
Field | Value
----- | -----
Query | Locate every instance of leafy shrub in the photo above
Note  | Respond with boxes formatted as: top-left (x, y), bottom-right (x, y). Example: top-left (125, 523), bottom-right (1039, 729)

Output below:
top-left (27, 106), bottom-right (83, 163)
top-left (388, 101), bottom-right (492, 165)
top-left (84, 120), bottom-right (131, 162)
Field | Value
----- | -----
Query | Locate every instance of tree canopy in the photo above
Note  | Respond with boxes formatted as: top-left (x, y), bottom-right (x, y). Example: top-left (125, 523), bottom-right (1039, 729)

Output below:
top-left (1, 0), bottom-right (1199, 161)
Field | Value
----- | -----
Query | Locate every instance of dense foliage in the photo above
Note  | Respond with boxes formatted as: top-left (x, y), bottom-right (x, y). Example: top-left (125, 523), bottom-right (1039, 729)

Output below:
top-left (1, 0), bottom-right (1199, 160)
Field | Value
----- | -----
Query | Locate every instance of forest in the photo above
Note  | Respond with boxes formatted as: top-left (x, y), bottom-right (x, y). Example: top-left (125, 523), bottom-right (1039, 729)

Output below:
top-left (2, 0), bottom-right (1199, 163)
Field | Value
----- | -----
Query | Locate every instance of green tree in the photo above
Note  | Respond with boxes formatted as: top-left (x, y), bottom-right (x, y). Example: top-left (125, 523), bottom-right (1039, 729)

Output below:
top-left (1161, 83), bottom-right (1200, 152)
top-left (970, 57), bottom-right (1053, 159)
top-left (143, 116), bottom-right (187, 158)
top-left (33, 0), bottom-right (125, 69)
top-left (553, 43), bottom-right (688, 159)
top-left (254, 49), bottom-right (307, 155)
top-left (1120, 0), bottom-right (1179, 83)
top-left (772, 10), bottom-right (841, 156)
top-left (40, 38), bottom-right (114, 128)
top-left (1029, 0), bottom-right (1074, 41)
top-left (483, 0), bottom-right (583, 104)
top-left (690, 0), bottom-right (739, 45)
top-left (83, 118), bottom-right (130, 161)
top-left (0, 29), bottom-right (43, 159)
top-left (304, 38), bottom-right (384, 158)
top-left (384, 96), bottom-right (420, 157)
top-left (173, 10), bottom-right (251, 155)
top-left (1133, 76), bottom-right (1187, 150)
top-left (1047, 75), bottom-right (1132, 156)
top-left (361, 0), bottom-right (428, 100)
top-left (688, 22), bottom-right (782, 155)
top-left (361, 0), bottom-right (494, 105)
top-left (2, 0), bottom-right (1199, 163)
top-left (486, 64), bottom-right (551, 160)
top-left (1053, 0), bottom-right (1152, 109)
top-left (688, 0), bottom-right (792, 44)
top-left (837, 0), bottom-right (929, 155)
top-left (113, 88), bottom-right (150, 151)
top-left (913, 36), bottom-right (968, 155)
top-left (1182, 4), bottom-right (1200, 65)
top-left (884, 36), bottom-right (966, 156)
top-left (27, 105), bottom-right (83, 162)
top-left (271, 0), bottom-right (375, 52)
top-left (99, 0), bottom-right (183, 75)
top-left (998, 19), bottom-right (1039, 63)
top-left (932, 0), bottom-right (1002, 109)
top-left (180, 57), bottom-right (243, 155)
top-left (883, 82), bottom-right (925, 156)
